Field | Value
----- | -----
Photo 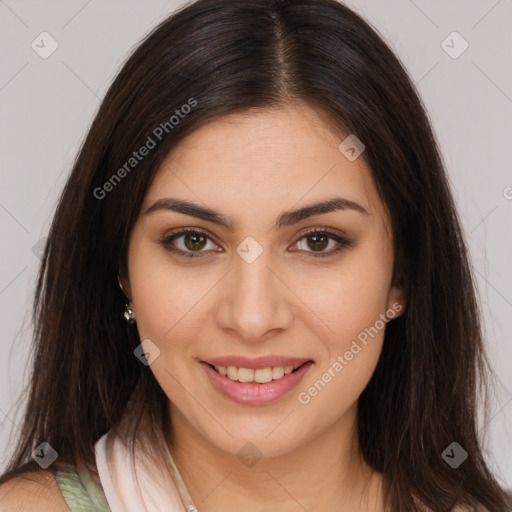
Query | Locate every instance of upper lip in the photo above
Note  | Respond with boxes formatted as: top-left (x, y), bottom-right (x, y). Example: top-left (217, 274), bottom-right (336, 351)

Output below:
top-left (201, 356), bottom-right (313, 369)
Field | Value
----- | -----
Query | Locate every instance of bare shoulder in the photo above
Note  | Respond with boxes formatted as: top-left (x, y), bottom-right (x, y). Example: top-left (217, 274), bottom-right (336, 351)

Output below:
top-left (0, 471), bottom-right (70, 512)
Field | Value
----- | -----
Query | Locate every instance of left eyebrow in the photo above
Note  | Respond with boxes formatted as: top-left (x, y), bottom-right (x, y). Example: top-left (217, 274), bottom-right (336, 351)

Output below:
top-left (275, 197), bottom-right (369, 228)
top-left (144, 196), bottom-right (369, 230)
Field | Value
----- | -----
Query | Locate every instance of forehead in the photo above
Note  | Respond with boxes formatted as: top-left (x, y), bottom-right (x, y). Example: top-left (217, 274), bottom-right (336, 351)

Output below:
top-left (143, 104), bottom-right (384, 222)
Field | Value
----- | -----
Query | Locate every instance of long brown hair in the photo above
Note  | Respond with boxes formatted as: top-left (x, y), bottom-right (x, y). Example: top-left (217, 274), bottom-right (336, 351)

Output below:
top-left (1, 0), bottom-right (510, 509)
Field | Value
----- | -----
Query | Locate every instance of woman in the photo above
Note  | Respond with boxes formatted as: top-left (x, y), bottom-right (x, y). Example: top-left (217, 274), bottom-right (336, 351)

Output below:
top-left (0, 0), bottom-right (510, 510)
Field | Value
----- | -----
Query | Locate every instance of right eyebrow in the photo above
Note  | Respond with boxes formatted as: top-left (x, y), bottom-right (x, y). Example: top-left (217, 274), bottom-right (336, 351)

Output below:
top-left (144, 196), bottom-right (368, 230)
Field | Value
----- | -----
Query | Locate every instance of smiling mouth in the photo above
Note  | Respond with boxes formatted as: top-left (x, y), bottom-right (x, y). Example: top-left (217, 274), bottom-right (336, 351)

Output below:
top-left (204, 361), bottom-right (310, 384)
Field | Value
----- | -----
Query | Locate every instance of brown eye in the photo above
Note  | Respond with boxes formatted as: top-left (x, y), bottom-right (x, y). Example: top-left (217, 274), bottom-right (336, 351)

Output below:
top-left (183, 232), bottom-right (207, 251)
top-left (160, 227), bottom-right (350, 259)
top-left (305, 233), bottom-right (329, 252)
top-left (160, 228), bottom-right (219, 257)
top-left (293, 229), bottom-right (351, 258)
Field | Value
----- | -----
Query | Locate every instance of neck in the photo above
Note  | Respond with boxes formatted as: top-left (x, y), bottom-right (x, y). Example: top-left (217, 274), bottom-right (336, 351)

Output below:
top-left (165, 403), bottom-right (386, 512)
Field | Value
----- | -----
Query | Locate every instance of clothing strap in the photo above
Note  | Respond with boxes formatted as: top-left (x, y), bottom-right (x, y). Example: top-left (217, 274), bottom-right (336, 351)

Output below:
top-left (55, 465), bottom-right (112, 512)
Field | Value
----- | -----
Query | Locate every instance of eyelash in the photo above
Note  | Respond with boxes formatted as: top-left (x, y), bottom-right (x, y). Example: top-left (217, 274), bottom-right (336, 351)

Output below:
top-left (159, 227), bottom-right (351, 259)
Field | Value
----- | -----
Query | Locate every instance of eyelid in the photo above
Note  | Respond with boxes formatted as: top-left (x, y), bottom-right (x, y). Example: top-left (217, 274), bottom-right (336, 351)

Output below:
top-left (160, 226), bottom-right (351, 258)
top-left (160, 227), bottom-right (221, 257)
top-left (290, 226), bottom-right (351, 258)
top-left (165, 226), bottom-right (213, 240)
top-left (294, 225), bottom-right (349, 240)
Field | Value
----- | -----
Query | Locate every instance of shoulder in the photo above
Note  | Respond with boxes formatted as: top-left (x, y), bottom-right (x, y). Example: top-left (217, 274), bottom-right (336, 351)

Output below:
top-left (0, 470), bottom-right (70, 512)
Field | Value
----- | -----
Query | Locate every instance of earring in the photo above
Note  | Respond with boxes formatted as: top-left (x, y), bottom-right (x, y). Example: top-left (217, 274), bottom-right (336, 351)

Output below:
top-left (123, 302), bottom-right (136, 324)
top-left (117, 273), bottom-right (135, 324)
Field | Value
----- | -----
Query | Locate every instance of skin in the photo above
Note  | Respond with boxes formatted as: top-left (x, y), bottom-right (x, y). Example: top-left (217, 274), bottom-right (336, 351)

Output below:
top-left (121, 103), bottom-right (405, 511)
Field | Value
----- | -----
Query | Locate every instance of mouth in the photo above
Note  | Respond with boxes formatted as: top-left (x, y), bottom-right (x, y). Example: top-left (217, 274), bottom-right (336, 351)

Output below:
top-left (203, 361), bottom-right (309, 383)
top-left (199, 359), bottom-right (314, 406)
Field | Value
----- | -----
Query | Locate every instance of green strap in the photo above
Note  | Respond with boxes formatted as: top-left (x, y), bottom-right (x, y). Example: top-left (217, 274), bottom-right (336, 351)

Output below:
top-left (55, 467), bottom-right (111, 512)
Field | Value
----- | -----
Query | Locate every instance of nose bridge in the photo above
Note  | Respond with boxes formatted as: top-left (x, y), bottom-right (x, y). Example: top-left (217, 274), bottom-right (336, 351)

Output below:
top-left (215, 243), bottom-right (293, 342)
top-left (235, 251), bottom-right (272, 304)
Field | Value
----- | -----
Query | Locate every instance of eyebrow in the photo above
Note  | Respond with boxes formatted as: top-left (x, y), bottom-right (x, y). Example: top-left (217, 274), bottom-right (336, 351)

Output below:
top-left (144, 196), bottom-right (368, 229)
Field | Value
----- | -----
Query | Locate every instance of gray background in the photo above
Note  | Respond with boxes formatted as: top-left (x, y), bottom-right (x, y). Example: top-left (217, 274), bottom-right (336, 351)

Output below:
top-left (1, 0), bottom-right (511, 488)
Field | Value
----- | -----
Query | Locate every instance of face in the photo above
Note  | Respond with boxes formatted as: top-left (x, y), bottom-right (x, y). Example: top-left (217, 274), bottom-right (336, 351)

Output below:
top-left (122, 103), bottom-right (404, 459)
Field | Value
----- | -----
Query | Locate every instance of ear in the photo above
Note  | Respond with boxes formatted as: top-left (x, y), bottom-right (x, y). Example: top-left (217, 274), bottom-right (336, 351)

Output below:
top-left (387, 272), bottom-right (407, 319)
top-left (118, 273), bottom-right (132, 300)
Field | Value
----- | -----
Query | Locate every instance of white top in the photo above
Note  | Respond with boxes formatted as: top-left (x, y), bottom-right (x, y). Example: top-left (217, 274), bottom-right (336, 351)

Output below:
top-left (94, 428), bottom-right (197, 512)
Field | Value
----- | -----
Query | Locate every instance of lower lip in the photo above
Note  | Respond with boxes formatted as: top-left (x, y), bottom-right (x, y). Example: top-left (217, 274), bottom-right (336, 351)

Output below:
top-left (200, 361), bottom-right (314, 406)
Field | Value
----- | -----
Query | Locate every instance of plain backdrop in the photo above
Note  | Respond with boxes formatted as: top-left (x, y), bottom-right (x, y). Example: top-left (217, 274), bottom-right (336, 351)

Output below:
top-left (1, 0), bottom-right (511, 488)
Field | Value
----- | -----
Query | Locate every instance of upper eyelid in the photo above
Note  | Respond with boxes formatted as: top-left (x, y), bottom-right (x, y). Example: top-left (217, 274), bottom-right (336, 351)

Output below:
top-left (166, 227), bottom-right (218, 245)
top-left (163, 226), bottom-right (348, 249)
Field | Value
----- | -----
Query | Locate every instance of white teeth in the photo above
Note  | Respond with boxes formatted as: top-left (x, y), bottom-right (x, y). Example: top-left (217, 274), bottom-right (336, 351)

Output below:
top-left (237, 368), bottom-right (254, 382)
top-left (254, 367), bottom-right (273, 384)
top-left (227, 366), bottom-right (238, 380)
top-left (272, 367), bottom-right (284, 380)
top-left (214, 364), bottom-right (303, 382)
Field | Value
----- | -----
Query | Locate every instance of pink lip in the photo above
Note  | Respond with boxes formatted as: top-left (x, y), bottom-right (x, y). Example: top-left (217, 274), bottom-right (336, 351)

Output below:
top-left (202, 355), bottom-right (312, 370)
top-left (200, 360), bottom-right (314, 406)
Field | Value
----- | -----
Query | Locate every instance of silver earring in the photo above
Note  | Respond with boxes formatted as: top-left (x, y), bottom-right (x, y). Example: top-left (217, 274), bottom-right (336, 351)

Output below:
top-left (118, 275), bottom-right (135, 324)
top-left (123, 302), bottom-right (136, 324)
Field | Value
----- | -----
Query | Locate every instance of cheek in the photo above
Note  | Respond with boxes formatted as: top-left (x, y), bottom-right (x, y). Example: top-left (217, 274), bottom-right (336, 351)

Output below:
top-left (308, 282), bottom-right (388, 382)
top-left (295, 282), bottom-right (388, 421)
top-left (293, 250), bottom-right (392, 406)
top-left (296, 255), bottom-right (393, 347)
top-left (132, 277), bottom-right (201, 341)
top-left (128, 241), bottom-right (218, 343)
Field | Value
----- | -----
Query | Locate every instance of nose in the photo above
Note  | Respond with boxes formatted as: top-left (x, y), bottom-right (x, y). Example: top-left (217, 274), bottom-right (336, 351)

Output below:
top-left (214, 250), bottom-right (294, 343)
